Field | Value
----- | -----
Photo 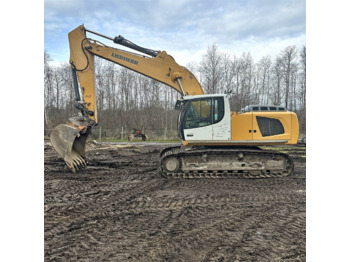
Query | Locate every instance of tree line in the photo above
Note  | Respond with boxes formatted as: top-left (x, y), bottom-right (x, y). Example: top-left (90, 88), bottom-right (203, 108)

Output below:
top-left (44, 44), bottom-right (306, 138)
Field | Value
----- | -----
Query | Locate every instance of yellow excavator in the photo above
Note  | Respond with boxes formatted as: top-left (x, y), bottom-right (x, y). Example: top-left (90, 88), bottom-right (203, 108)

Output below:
top-left (50, 25), bottom-right (299, 178)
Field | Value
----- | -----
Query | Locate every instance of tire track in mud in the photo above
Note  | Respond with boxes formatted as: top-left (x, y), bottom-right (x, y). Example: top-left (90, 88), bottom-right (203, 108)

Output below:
top-left (46, 195), bottom-right (305, 261)
top-left (144, 202), bottom-right (304, 262)
top-left (45, 201), bottom-right (305, 261)
top-left (164, 177), bottom-right (305, 195)
top-left (44, 178), bottom-right (169, 238)
top-left (116, 192), bottom-right (305, 214)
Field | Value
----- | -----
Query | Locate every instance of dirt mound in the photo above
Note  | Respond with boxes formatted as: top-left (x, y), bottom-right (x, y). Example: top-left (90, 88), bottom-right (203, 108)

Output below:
top-left (44, 143), bottom-right (306, 261)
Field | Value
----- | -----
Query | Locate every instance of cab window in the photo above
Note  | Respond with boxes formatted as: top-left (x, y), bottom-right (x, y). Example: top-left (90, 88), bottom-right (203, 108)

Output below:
top-left (213, 97), bottom-right (224, 124)
top-left (184, 98), bottom-right (212, 129)
top-left (184, 97), bottom-right (224, 129)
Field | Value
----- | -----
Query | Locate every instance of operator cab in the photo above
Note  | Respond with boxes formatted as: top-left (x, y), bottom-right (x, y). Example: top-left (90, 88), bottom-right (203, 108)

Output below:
top-left (177, 94), bottom-right (231, 141)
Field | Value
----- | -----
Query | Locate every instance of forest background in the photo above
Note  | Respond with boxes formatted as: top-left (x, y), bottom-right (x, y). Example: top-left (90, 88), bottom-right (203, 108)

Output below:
top-left (44, 44), bottom-right (306, 140)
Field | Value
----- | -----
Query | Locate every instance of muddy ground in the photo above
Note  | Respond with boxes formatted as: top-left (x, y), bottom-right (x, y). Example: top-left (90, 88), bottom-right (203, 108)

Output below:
top-left (44, 142), bottom-right (306, 262)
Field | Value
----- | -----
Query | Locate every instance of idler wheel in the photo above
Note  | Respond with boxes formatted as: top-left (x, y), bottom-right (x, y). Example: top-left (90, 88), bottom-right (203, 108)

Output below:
top-left (163, 157), bottom-right (180, 172)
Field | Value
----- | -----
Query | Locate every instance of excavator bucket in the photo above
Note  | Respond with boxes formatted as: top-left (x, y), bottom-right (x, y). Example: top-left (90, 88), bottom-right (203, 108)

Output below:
top-left (50, 124), bottom-right (89, 172)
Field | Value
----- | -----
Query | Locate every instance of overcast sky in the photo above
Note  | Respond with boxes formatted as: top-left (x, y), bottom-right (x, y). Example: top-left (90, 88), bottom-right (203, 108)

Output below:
top-left (44, 0), bottom-right (305, 67)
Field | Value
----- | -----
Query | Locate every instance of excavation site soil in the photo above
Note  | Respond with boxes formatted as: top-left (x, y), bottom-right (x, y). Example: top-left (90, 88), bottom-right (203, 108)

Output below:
top-left (44, 142), bottom-right (306, 262)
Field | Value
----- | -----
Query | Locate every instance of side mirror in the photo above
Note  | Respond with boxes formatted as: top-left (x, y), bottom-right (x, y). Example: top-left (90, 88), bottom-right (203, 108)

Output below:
top-left (175, 99), bottom-right (185, 110)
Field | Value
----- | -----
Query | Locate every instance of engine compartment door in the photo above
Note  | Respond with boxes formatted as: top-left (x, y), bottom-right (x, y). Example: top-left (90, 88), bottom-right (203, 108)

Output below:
top-left (252, 112), bottom-right (292, 141)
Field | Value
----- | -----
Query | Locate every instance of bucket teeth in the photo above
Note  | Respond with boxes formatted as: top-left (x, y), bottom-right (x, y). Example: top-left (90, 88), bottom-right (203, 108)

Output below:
top-left (67, 153), bottom-right (87, 172)
top-left (65, 157), bottom-right (87, 173)
top-left (65, 161), bottom-right (75, 173)
top-left (76, 158), bottom-right (84, 168)
top-left (73, 160), bottom-right (80, 171)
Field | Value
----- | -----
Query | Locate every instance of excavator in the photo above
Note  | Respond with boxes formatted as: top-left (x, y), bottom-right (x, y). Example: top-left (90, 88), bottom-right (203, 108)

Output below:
top-left (50, 25), bottom-right (299, 178)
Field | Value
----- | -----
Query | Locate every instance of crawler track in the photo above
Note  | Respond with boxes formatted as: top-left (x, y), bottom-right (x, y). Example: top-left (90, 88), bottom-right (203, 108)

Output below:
top-left (160, 145), bottom-right (294, 178)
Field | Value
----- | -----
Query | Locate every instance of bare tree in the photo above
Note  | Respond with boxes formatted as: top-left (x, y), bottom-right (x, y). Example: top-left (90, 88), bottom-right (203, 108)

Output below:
top-left (44, 51), bottom-right (53, 126)
top-left (238, 52), bottom-right (254, 109)
top-left (299, 45), bottom-right (306, 109)
top-left (221, 53), bottom-right (235, 94)
top-left (279, 46), bottom-right (298, 109)
top-left (270, 57), bottom-right (284, 105)
top-left (298, 45), bottom-right (306, 131)
top-left (199, 44), bottom-right (223, 94)
top-left (257, 55), bottom-right (272, 104)
top-left (60, 64), bottom-right (75, 119)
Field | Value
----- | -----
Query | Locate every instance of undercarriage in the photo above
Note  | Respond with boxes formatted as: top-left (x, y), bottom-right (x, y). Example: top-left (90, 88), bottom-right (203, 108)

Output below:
top-left (159, 146), bottom-right (294, 179)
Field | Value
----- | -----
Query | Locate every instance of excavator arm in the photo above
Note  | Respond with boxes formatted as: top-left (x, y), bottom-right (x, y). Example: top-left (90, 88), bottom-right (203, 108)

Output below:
top-left (50, 25), bottom-right (204, 172)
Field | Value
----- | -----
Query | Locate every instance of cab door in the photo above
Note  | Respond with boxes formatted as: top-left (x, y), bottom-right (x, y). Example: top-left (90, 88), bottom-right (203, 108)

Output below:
top-left (212, 97), bottom-right (231, 140)
top-left (183, 97), bottom-right (213, 141)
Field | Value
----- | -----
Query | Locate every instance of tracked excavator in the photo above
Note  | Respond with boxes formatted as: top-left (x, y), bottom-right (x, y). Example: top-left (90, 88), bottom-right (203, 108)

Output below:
top-left (50, 25), bottom-right (299, 178)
